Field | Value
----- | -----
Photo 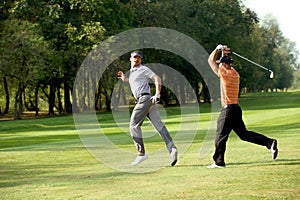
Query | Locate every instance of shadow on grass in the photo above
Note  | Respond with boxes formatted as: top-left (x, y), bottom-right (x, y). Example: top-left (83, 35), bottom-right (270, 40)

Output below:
top-left (0, 134), bottom-right (80, 150)
top-left (175, 159), bottom-right (300, 168)
top-left (227, 159), bottom-right (300, 167)
top-left (0, 118), bottom-right (76, 134)
top-left (0, 162), bottom-right (130, 188)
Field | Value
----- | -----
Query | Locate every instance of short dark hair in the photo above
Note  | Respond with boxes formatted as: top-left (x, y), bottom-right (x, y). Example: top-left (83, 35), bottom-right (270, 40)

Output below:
top-left (220, 56), bottom-right (233, 64)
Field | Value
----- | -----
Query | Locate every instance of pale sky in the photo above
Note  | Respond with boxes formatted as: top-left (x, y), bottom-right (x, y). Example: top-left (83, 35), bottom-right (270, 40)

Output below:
top-left (243, 0), bottom-right (300, 54)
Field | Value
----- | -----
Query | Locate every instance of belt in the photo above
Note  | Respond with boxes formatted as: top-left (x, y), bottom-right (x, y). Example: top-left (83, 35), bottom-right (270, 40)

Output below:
top-left (140, 93), bottom-right (150, 96)
top-left (223, 104), bottom-right (239, 108)
top-left (136, 93), bottom-right (151, 100)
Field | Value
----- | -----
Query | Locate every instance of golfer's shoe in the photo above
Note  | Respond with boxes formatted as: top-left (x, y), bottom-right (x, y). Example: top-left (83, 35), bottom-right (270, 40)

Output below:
top-left (207, 163), bottom-right (225, 169)
top-left (270, 139), bottom-right (278, 159)
top-left (131, 154), bottom-right (148, 166)
top-left (170, 148), bottom-right (178, 166)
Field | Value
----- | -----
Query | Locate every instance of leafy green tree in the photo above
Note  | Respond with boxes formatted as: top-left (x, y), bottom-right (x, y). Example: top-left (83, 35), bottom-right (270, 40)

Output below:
top-left (0, 19), bottom-right (55, 119)
top-left (9, 0), bottom-right (135, 112)
top-left (126, 0), bottom-right (257, 102)
top-left (257, 15), bottom-right (296, 91)
top-left (1, 0), bottom-right (298, 116)
top-left (291, 69), bottom-right (300, 89)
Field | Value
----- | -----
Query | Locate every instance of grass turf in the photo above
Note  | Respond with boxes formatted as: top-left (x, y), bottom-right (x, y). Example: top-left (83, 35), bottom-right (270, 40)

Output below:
top-left (0, 91), bottom-right (299, 199)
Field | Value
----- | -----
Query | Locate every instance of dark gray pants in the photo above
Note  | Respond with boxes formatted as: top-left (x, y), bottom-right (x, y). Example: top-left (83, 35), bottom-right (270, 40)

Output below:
top-left (130, 95), bottom-right (176, 155)
top-left (213, 105), bottom-right (273, 166)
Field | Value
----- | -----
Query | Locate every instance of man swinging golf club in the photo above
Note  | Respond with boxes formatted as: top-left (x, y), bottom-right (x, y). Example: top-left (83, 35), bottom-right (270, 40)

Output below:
top-left (207, 44), bottom-right (278, 168)
top-left (118, 51), bottom-right (178, 166)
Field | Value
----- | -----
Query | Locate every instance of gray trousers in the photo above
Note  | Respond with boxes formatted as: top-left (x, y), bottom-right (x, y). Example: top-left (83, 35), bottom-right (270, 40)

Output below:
top-left (130, 95), bottom-right (176, 155)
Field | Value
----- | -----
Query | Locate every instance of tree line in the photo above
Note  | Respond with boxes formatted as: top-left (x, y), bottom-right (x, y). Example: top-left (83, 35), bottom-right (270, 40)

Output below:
top-left (0, 0), bottom-right (298, 119)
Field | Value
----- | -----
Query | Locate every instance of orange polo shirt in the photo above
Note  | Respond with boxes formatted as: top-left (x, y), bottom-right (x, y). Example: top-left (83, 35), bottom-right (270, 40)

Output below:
top-left (218, 66), bottom-right (240, 105)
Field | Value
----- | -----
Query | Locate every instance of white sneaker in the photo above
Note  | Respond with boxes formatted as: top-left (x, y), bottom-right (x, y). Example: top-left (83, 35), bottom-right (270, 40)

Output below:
top-left (170, 148), bottom-right (178, 166)
top-left (131, 154), bottom-right (148, 166)
top-left (207, 163), bottom-right (225, 169)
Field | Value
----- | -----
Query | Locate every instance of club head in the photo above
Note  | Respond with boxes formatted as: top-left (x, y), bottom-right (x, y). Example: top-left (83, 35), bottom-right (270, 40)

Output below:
top-left (269, 71), bottom-right (274, 79)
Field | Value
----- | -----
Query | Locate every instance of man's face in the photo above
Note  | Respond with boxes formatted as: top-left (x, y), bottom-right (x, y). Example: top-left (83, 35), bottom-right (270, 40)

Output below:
top-left (130, 55), bottom-right (142, 67)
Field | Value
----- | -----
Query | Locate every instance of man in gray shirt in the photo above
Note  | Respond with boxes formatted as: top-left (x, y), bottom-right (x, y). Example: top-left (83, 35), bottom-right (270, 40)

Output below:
top-left (118, 51), bottom-right (178, 166)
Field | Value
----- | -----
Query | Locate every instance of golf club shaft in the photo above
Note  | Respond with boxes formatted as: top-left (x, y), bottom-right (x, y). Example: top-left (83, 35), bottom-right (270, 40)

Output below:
top-left (232, 52), bottom-right (270, 72)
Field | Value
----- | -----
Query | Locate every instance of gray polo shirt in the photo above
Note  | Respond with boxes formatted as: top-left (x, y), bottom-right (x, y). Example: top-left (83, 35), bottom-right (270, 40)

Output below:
top-left (129, 64), bottom-right (155, 99)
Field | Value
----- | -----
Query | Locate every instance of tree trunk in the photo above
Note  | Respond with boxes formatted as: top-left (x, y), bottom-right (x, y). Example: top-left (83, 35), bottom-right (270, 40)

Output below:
top-left (72, 89), bottom-right (79, 113)
top-left (195, 81), bottom-right (200, 103)
top-left (57, 84), bottom-right (63, 114)
top-left (3, 76), bottom-right (9, 114)
top-left (14, 82), bottom-right (23, 120)
top-left (179, 81), bottom-right (186, 104)
top-left (160, 86), bottom-right (168, 106)
top-left (201, 80), bottom-right (211, 103)
top-left (105, 96), bottom-right (111, 112)
top-left (64, 81), bottom-right (72, 113)
top-left (35, 84), bottom-right (39, 116)
top-left (95, 82), bottom-right (101, 110)
top-left (98, 82), bottom-right (102, 110)
top-left (48, 83), bottom-right (55, 115)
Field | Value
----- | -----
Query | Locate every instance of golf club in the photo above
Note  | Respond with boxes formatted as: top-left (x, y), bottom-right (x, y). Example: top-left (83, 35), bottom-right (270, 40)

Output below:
top-left (232, 51), bottom-right (274, 79)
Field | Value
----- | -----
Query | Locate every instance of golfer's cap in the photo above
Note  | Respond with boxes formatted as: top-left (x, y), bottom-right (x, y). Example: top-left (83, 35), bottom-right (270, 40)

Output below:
top-left (131, 51), bottom-right (143, 59)
top-left (220, 56), bottom-right (233, 64)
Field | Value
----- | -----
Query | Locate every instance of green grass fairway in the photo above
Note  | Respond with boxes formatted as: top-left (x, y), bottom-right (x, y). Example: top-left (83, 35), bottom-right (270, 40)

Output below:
top-left (1, 91), bottom-right (299, 199)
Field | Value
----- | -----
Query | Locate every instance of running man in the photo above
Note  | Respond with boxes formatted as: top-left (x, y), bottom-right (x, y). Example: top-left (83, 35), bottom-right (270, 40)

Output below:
top-left (118, 51), bottom-right (178, 166)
